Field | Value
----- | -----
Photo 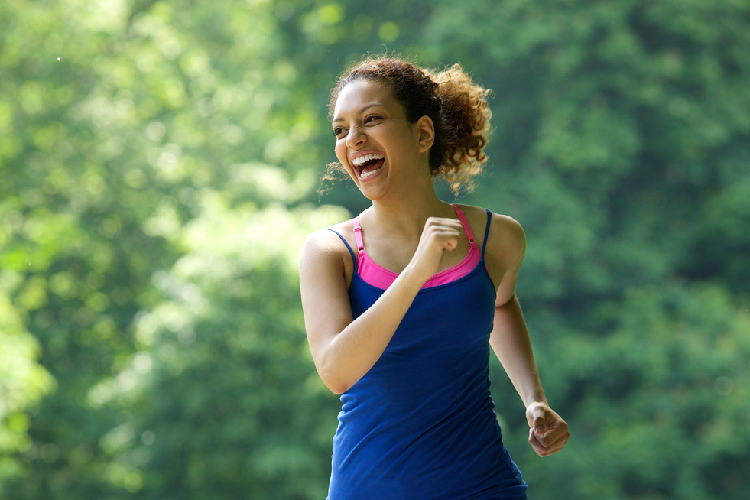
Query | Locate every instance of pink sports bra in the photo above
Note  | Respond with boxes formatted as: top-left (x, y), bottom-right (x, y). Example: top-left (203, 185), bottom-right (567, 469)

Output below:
top-left (353, 205), bottom-right (483, 289)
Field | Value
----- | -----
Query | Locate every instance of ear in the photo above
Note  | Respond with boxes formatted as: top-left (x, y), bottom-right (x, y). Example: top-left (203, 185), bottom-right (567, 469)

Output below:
top-left (415, 115), bottom-right (435, 152)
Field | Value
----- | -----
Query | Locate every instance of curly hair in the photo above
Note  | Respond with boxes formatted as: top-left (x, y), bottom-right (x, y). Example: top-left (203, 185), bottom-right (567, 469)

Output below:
top-left (325, 55), bottom-right (492, 195)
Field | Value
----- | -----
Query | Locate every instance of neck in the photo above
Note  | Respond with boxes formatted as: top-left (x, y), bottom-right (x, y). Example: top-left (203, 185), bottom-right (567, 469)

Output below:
top-left (364, 184), bottom-right (454, 238)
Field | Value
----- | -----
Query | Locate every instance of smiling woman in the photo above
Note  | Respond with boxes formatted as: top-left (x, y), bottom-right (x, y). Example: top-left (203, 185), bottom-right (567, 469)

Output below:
top-left (326, 56), bottom-right (491, 196)
top-left (301, 56), bottom-right (569, 500)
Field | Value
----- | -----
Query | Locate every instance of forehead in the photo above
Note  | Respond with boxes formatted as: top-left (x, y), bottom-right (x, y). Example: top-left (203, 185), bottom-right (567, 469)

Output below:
top-left (332, 79), bottom-right (399, 120)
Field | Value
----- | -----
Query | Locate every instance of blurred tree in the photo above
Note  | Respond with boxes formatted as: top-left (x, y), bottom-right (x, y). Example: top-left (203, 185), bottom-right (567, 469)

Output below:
top-left (113, 195), bottom-right (346, 500)
top-left (2, 0), bottom-right (178, 496)
top-left (1, 0), bottom-right (338, 498)
top-left (0, 289), bottom-right (54, 495)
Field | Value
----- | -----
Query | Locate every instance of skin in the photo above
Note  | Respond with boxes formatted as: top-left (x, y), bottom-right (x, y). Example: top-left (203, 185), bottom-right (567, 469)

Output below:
top-left (300, 78), bottom-right (569, 457)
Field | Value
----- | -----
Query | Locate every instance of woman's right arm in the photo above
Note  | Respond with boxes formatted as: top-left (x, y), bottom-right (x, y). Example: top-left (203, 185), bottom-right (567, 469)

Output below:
top-left (299, 218), bottom-right (461, 394)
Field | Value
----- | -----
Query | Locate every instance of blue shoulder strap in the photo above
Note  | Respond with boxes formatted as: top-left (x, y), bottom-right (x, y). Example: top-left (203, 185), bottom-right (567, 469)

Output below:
top-left (481, 209), bottom-right (492, 258)
top-left (328, 228), bottom-right (358, 272)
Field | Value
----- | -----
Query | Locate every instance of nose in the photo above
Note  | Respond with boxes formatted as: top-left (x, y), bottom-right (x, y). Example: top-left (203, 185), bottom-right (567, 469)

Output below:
top-left (346, 125), bottom-right (366, 149)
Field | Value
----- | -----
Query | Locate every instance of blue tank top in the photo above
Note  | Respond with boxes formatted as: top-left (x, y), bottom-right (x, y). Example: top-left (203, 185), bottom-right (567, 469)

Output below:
top-left (327, 209), bottom-right (528, 500)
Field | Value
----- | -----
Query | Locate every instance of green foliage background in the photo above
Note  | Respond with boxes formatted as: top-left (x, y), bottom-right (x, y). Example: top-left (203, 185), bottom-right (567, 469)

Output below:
top-left (1, 0), bottom-right (748, 498)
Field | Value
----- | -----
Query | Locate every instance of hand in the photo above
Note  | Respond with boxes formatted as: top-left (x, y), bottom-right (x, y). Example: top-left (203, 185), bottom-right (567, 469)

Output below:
top-left (525, 402), bottom-right (570, 457)
top-left (406, 217), bottom-right (463, 284)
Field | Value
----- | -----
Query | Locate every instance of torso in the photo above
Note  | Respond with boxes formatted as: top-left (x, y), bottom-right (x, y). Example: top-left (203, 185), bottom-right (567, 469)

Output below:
top-left (327, 208), bottom-right (528, 499)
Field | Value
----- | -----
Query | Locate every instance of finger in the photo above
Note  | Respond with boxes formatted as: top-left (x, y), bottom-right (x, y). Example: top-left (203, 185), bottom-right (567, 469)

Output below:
top-left (543, 418), bottom-right (569, 445)
top-left (529, 428), bottom-right (570, 457)
top-left (426, 224), bottom-right (463, 238)
top-left (532, 406), bottom-right (547, 436)
top-left (542, 430), bottom-right (570, 456)
top-left (431, 230), bottom-right (462, 242)
top-left (425, 217), bottom-right (463, 228)
top-left (425, 226), bottom-right (461, 237)
top-left (428, 229), bottom-right (460, 243)
top-left (432, 228), bottom-right (461, 236)
top-left (528, 428), bottom-right (546, 457)
top-left (443, 235), bottom-right (460, 251)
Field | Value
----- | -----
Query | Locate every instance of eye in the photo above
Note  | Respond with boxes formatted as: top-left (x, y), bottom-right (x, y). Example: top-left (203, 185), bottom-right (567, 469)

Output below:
top-left (333, 127), bottom-right (346, 138)
top-left (364, 114), bottom-right (382, 124)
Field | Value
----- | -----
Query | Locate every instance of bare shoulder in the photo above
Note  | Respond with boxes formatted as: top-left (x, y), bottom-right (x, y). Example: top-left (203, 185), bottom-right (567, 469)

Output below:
top-left (301, 223), bottom-right (346, 257)
top-left (300, 220), bottom-right (356, 285)
top-left (488, 213), bottom-right (526, 262)
top-left (453, 204), bottom-right (525, 259)
top-left (454, 205), bottom-right (526, 302)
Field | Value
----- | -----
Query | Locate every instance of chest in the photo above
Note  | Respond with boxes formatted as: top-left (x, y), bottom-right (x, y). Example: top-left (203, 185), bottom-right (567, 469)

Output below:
top-left (363, 232), bottom-right (473, 275)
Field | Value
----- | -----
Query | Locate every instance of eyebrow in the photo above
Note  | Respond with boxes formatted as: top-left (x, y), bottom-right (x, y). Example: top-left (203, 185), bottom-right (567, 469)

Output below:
top-left (332, 103), bottom-right (384, 123)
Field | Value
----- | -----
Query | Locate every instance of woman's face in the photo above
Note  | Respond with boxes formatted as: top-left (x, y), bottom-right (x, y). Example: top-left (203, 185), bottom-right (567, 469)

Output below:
top-left (332, 79), bottom-right (430, 199)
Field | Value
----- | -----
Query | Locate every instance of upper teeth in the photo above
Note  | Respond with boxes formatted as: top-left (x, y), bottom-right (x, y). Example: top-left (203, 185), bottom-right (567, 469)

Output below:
top-left (352, 153), bottom-right (385, 166)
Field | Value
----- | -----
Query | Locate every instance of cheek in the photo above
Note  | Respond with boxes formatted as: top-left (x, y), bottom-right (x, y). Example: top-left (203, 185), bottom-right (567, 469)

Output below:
top-left (334, 141), bottom-right (355, 175)
top-left (334, 141), bottom-right (347, 164)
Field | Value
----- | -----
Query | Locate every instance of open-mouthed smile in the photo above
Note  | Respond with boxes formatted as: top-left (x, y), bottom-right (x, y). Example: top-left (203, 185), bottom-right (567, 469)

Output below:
top-left (350, 152), bottom-right (386, 180)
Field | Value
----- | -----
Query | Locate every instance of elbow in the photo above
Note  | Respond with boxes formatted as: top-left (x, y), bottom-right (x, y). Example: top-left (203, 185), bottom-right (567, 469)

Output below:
top-left (312, 339), bottom-right (360, 394)
top-left (320, 375), bottom-right (350, 395)
top-left (327, 383), bottom-right (347, 396)
top-left (495, 293), bottom-right (517, 309)
top-left (316, 359), bottom-right (353, 395)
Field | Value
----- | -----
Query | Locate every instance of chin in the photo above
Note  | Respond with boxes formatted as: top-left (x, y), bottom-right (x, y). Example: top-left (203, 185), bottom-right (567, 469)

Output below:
top-left (358, 184), bottom-right (388, 202)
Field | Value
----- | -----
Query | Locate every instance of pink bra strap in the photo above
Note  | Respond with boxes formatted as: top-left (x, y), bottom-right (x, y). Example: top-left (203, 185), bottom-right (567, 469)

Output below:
top-left (353, 217), bottom-right (365, 252)
top-left (451, 205), bottom-right (476, 244)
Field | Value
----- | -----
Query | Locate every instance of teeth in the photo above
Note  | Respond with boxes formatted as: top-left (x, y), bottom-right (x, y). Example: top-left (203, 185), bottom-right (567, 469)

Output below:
top-left (360, 166), bottom-right (381, 179)
top-left (351, 153), bottom-right (385, 166)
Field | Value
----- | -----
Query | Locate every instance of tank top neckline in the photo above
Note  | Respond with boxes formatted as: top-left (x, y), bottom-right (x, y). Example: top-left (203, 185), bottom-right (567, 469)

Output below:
top-left (352, 204), bottom-right (483, 290)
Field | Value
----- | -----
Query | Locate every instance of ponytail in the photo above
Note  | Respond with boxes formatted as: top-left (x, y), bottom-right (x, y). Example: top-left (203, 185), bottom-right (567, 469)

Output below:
top-left (429, 64), bottom-right (491, 194)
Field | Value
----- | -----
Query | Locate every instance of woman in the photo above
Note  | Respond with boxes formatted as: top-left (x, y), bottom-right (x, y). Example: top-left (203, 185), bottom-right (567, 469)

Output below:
top-left (300, 56), bottom-right (569, 500)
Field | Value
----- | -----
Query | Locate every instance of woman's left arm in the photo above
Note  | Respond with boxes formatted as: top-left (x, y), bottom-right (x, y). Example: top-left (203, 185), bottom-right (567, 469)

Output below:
top-left (484, 213), bottom-right (570, 457)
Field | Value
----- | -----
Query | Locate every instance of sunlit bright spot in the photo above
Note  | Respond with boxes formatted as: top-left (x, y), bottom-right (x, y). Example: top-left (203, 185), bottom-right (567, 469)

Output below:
top-left (141, 431), bottom-right (155, 446)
